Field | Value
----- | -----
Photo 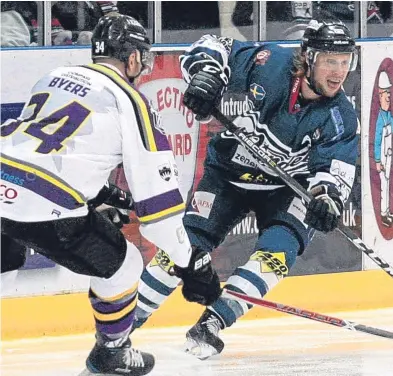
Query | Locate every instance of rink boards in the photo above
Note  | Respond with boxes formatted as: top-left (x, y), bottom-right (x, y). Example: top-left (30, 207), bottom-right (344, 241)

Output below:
top-left (1, 41), bottom-right (393, 340)
top-left (2, 270), bottom-right (393, 340)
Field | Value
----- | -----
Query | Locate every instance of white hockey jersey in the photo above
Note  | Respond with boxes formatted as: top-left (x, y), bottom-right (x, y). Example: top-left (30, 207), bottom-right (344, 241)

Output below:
top-left (1, 63), bottom-right (191, 267)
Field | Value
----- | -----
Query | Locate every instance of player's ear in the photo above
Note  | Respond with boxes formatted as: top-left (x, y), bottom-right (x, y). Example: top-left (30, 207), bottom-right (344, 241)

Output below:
top-left (127, 51), bottom-right (137, 70)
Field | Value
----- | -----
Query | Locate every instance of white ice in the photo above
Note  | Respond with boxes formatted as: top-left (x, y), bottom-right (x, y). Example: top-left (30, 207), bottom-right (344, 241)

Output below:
top-left (1, 308), bottom-right (393, 376)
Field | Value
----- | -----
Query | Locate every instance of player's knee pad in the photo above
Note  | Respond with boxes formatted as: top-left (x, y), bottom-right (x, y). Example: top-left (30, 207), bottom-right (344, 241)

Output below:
top-left (90, 241), bottom-right (143, 300)
top-left (255, 224), bottom-right (300, 269)
top-left (136, 248), bottom-right (181, 319)
top-left (212, 225), bottom-right (300, 327)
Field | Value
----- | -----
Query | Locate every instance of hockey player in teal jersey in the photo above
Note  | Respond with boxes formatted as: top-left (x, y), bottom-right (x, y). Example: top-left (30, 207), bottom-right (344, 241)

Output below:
top-left (133, 19), bottom-right (359, 359)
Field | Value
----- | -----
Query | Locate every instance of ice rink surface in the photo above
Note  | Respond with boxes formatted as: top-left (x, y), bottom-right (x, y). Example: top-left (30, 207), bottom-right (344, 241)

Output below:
top-left (2, 308), bottom-right (393, 376)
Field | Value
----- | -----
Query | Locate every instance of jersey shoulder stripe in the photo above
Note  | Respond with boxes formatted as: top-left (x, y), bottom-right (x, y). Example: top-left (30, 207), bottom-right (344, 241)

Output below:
top-left (83, 64), bottom-right (168, 152)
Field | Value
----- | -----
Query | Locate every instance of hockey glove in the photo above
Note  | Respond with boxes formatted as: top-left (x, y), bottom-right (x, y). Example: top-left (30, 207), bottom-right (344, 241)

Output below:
top-left (183, 65), bottom-right (228, 119)
top-left (173, 248), bottom-right (221, 306)
top-left (98, 206), bottom-right (131, 230)
top-left (304, 184), bottom-right (344, 233)
top-left (88, 181), bottom-right (134, 211)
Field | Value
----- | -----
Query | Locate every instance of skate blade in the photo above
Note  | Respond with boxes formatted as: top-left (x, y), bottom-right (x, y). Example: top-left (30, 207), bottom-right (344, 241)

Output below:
top-left (184, 338), bottom-right (219, 360)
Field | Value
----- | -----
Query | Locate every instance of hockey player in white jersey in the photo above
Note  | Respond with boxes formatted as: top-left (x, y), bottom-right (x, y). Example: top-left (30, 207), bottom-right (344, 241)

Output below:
top-left (0, 14), bottom-right (221, 376)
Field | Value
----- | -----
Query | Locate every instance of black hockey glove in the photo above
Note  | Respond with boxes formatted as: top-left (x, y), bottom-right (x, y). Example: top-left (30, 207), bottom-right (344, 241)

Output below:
top-left (304, 184), bottom-right (344, 233)
top-left (183, 65), bottom-right (228, 119)
top-left (173, 248), bottom-right (221, 306)
top-left (88, 181), bottom-right (134, 211)
top-left (98, 206), bottom-right (131, 229)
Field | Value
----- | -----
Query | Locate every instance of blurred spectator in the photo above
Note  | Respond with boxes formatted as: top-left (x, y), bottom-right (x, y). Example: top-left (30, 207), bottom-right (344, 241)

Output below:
top-left (117, 1), bottom-right (220, 42)
top-left (30, 17), bottom-right (73, 46)
top-left (52, 1), bottom-right (118, 32)
top-left (232, 1), bottom-right (313, 39)
top-left (1, 1), bottom-right (35, 45)
top-left (1, 10), bottom-right (30, 47)
top-left (52, 1), bottom-right (118, 45)
top-left (117, 1), bottom-right (148, 27)
top-left (0, 1), bottom-right (74, 46)
top-left (316, 1), bottom-right (389, 23)
top-left (231, 1), bottom-right (392, 40)
top-left (231, 2), bottom-right (253, 28)
top-left (0, 1), bottom-right (118, 47)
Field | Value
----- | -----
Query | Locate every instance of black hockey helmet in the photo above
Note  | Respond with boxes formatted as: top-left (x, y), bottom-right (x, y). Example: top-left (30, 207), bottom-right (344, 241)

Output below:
top-left (91, 14), bottom-right (154, 73)
top-left (301, 19), bottom-right (358, 72)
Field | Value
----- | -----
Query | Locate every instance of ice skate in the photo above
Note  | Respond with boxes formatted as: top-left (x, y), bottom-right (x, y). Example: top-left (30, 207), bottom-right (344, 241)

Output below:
top-left (83, 338), bottom-right (155, 376)
top-left (184, 310), bottom-right (225, 360)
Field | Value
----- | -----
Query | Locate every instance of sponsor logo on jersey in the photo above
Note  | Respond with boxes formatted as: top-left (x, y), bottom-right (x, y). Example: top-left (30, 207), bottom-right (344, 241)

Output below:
top-left (220, 94), bottom-right (251, 117)
top-left (223, 114), bottom-right (311, 177)
top-left (254, 50), bottom-right (271, 66)
top-left (250, 83), bottom-right (266, 101)
top-left (292, 77), bottom-right (301, 94)
top-left (0, 184), bottom-right (18, 204)
top-left (312, 127), bottom-right (321, 141)
top-left (231, 145), bottom-right (259, 168)
top-left (186, 191), bottom-right (215, 219)
top-left (158, 163), bottom-right (172, 181)
top-left (0, 170), bottom-right (25, 186)
top-left (330, 159), bottom-right (355, 202)
top-left (330, 106), bottom-right (345, 140)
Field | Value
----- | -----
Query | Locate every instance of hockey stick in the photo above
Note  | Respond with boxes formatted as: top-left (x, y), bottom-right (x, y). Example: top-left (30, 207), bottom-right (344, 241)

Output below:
top-left (222, 288), bottom-right (393, 339)
top-left (211, 107), bottom-right (393, 278)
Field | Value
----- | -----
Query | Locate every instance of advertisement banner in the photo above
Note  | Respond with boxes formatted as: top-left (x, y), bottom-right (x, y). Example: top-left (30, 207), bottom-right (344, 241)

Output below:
top-left (361, 42), bottom-right (393, 270)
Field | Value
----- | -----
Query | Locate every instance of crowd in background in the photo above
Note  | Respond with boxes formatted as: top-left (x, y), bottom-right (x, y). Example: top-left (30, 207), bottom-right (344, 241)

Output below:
top-left (1, 1), bottom-right (393, 47)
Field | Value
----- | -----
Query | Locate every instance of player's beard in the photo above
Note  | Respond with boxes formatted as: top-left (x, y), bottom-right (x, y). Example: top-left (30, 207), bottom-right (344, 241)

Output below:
top-left (315, 80), bottom-right (341, 98)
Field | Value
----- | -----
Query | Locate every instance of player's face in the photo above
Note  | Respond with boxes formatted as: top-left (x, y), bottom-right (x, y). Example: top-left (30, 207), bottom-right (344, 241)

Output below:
top-left (313, 53), bottom-right (352, 97)
top-left (379, 88), bottom-right (391, 111)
